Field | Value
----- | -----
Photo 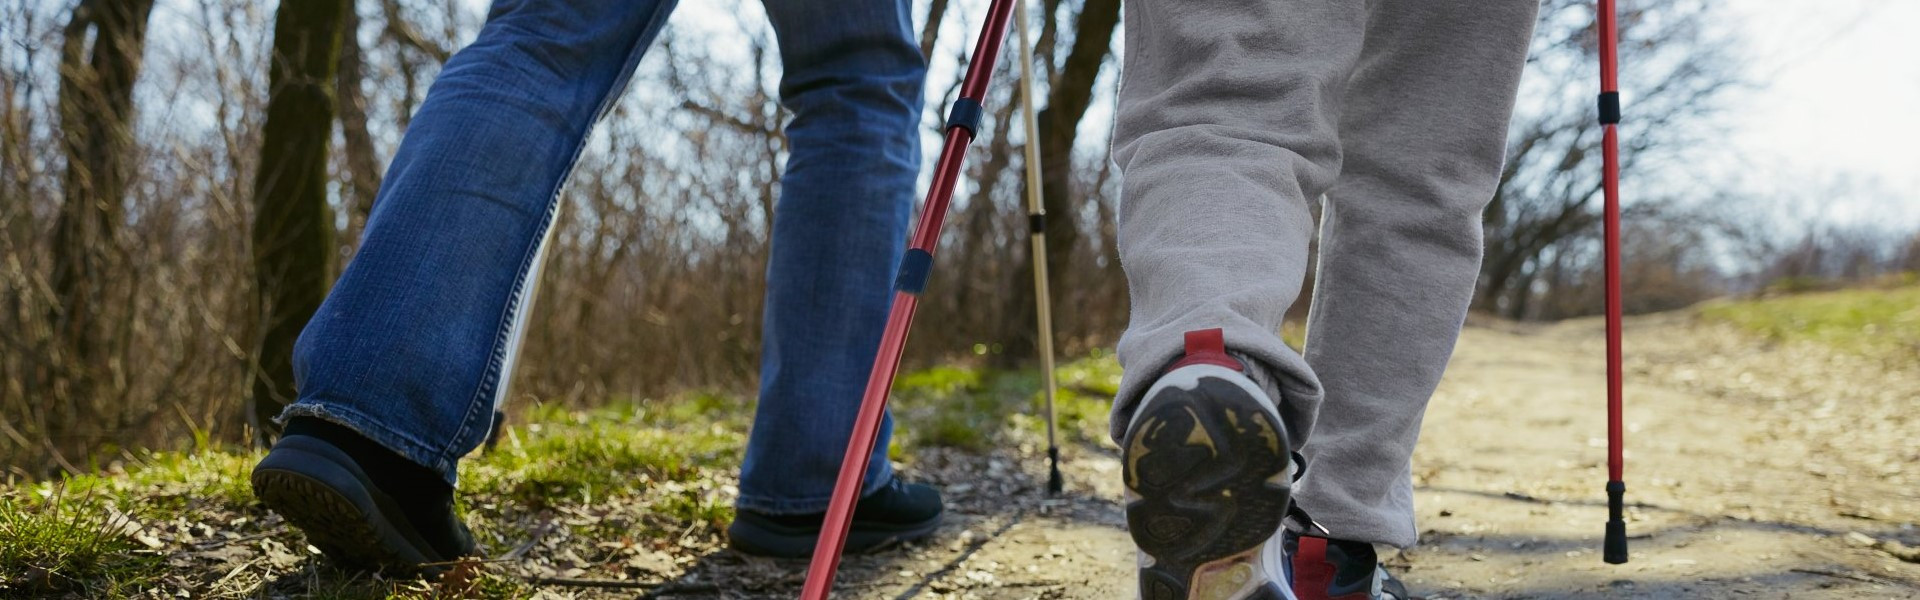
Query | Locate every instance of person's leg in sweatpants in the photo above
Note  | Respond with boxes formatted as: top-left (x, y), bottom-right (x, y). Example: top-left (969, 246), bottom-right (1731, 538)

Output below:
top-left (1109, 0), bottom-right (1538, 597)
top-left (1108, 1), bottom-right (1368, 596)
top-left (727, 0), bottom-right (945, 558)
top-left (255, 0), bottom-right (679, 569)
top-left (1296, 0), bottom-right (1538, 550)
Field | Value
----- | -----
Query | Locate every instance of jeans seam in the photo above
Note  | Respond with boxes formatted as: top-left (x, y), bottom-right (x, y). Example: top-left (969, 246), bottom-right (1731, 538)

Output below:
top-left (434, 1), bottom-right (683, 473)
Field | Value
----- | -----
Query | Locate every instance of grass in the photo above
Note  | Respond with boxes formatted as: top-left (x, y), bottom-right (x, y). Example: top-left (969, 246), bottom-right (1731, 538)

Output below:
top-left (0, 355), bottom-right (1119, 597)
top-left (890, 352), bottom-right (1120, 453)
top-left (1701, 280), bottom-right (1920, 364)
top-left (464, 422), bottom-right (741, 508)
top-left (0, 486), bottom-right (161, 597)
top-left (0, 394), bottom-right (754, 598)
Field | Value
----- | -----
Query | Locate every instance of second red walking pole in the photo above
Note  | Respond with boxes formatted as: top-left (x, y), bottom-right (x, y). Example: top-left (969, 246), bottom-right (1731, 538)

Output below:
top-left (798, 1), bottom-right (1021, 597)
top-left (1598, 0), bottom-right (1629, 566)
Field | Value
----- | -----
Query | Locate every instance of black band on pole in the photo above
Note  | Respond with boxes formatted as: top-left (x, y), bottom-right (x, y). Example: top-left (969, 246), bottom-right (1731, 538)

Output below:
top-left (1028, 214), bottom-right (1046, 234)
top-left (1598, 92), bottom-right (1621, 125)
top-left (946, 98), bottom-right (983, 136)
top-left (894, 249), bottom-right (934, 295)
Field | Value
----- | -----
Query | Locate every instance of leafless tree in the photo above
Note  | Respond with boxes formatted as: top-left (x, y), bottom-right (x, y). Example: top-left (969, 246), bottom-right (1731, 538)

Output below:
top-left (1477, 0), bottom-right (1741, 318)
top-left (246, 0), bottom-right (352, 442)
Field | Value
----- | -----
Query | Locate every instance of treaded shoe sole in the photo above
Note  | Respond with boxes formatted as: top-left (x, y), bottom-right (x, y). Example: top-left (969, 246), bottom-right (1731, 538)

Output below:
top-left (1125, 365), bottom-right (1293, 600)
top-left (251, 435), bottom-right (455, 574)
top-left (726, 510), bottom-right (943, 558)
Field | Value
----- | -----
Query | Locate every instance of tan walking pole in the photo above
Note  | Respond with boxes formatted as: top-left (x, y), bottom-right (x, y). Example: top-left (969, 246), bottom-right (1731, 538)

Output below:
top-left (1014, 0), bottom-right (1063, 495)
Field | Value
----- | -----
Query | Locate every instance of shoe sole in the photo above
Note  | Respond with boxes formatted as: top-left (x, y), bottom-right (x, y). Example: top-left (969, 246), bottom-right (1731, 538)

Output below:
top-left (251, 436), bottom-right (450, 575)
top-left (1125, 366), bottom-right (1293, 600)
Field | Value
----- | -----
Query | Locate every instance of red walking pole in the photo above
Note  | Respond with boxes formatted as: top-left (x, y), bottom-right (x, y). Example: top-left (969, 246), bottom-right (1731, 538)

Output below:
top-left (798, 1), bottom-right (1021, 597)
top-left (1598, 0), bottom-right (1629, 566)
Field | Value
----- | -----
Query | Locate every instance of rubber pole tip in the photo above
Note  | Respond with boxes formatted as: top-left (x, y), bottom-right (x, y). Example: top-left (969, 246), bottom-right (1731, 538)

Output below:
top-left (1604, 519), bottom-right (1629, 564)
top-left (1046, 447), bottom-right (1064, 495)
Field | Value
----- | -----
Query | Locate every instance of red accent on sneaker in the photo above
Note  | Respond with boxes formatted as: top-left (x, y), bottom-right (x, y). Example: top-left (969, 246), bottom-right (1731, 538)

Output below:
top-left (1292, 535), bottom-right (1371, 600)
top-left (1168, 328), bottom-right (1242, 372)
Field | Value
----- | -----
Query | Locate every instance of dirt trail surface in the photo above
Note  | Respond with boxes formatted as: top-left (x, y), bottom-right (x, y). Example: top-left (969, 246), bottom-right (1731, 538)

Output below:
top-left (22, 313), bottom-right (1914, 598)
top-left (770, 315), bottom-right (1920, 599)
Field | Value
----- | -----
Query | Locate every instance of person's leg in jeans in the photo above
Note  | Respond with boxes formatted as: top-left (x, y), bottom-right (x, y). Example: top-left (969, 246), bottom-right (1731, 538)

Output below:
top-left (727, 0), bottom-right (946, 557)
top-left (1292, 0), bottom-right (1537, 561)
top-left (254, 0), bottom-right (681, 570)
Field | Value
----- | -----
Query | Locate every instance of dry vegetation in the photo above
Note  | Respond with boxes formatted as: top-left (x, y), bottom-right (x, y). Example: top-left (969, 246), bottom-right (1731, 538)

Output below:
top-left (2, 0), bottom-right (1916, 583)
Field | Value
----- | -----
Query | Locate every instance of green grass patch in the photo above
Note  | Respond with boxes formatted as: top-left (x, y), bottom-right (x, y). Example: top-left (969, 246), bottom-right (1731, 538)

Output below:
top-left (890, 353), bottom-right (1120, 453)
top-left (466, 418), bottom-right (743, 507)
top-left (652, 486), bottom-right (735, 531)
top-left (119, 450), bottom-right (261, 511)
top-left (0, 486), bottom-right (161, 596)
top-left (1701, 283), bottom-right (1920, 364)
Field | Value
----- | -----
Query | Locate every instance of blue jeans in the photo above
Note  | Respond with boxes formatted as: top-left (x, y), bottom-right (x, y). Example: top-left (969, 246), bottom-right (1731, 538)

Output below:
top-left (284, 0), bottom-right (924, 515)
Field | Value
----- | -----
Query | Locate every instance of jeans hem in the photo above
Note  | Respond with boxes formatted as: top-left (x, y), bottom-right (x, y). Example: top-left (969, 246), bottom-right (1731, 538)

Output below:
top-left (733, 464), bottom-right (895, 515)
top-left (276, 401), bottom-right (462, 487)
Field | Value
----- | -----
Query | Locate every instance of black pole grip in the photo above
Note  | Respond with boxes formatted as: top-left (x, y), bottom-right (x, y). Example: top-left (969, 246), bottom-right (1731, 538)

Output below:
top-left (1604, 480), bottom-right (1628, 564)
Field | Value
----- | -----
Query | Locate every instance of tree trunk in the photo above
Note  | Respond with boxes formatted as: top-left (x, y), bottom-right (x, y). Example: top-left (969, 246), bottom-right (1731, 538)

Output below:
top-left (919, 0), bottom-right (950, 60)
top-left (1003, 0), bottom-right (1120, 364)
top-left (1036, 0), bottom-right (1117, 289)
top-left (336, 1), bottom-right (382, 244)
top-left (248, 0), bottom-right (350, 442)
top-left (48, 0), bottom-right (157, 466)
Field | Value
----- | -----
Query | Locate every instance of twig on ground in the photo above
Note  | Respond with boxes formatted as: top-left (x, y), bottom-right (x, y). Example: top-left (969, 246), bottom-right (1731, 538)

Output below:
top-left (192, 531), bottom-right (278, 551)
top-left (525, 575), bottom-right (719, 593)
top-left (498, 519), bottom-right (557, 562)
top-left (1789, 568), bottom-right (1901, 587)
top-left (1844, 531), bottom-right (1920, 564)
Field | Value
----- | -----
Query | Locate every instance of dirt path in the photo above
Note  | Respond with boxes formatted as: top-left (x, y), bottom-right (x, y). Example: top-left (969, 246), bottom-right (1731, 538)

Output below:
top-left (788, 315), bottom-right (1919, 599)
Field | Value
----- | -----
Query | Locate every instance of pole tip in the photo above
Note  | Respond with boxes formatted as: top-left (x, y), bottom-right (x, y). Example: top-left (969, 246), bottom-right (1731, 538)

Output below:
top-left (1604, 519), bottom-right (1628, 564)
top-left (1046, 446), bottom-right (1064, 495)
top-left (1604, 480), bottom-right (1628, 564)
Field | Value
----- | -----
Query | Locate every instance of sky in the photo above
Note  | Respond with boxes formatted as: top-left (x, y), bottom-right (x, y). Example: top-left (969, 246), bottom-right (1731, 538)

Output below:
top-left (907, 0), bottom-right (1920, 234)
top-left (107, 0), bottom-right (1920, 237)
top-left (1717, 0), bottom-right (1920, 230)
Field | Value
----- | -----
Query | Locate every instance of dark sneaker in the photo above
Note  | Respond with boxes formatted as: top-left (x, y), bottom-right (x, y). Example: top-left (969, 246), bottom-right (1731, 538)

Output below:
top-left (727, 478), bottom-right (943, 558)
top-left (1287, 532), bottom-right (1410, 600)
top-left (1125, 328), bottom-right (1296, 600)
top-left (251, 420), bottom-right (475, 574)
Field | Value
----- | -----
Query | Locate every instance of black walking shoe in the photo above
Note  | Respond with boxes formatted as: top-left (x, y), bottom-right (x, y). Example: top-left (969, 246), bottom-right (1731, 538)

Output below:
top-left (1125, 328), bottom-right (1296, 600)
top-left (1286, 531), bottom-right (1410, 600)
top-left (726, 478), bottom-right (943, 558)
top-left (251, 418), bottom-right (476, 574)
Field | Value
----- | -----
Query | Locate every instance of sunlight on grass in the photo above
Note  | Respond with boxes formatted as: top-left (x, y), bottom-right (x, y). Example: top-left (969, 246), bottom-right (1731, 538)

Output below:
top-left (1701, 282), bottom-right (1920, 363)
top-left (465, 420), bottom-right (743, 507)
top-left (121, 450), bottom-right (260, 511)
top-left (0, 486), bottom-right (160, 596)
top-left (891, 353), bottom-right (1121, 453)
top-left (0, 378), bottom-right (1108, 596)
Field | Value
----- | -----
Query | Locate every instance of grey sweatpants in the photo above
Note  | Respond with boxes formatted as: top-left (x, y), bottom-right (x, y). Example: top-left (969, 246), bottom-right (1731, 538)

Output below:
top-left (1107, 0), bottom-right (1539, 548)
